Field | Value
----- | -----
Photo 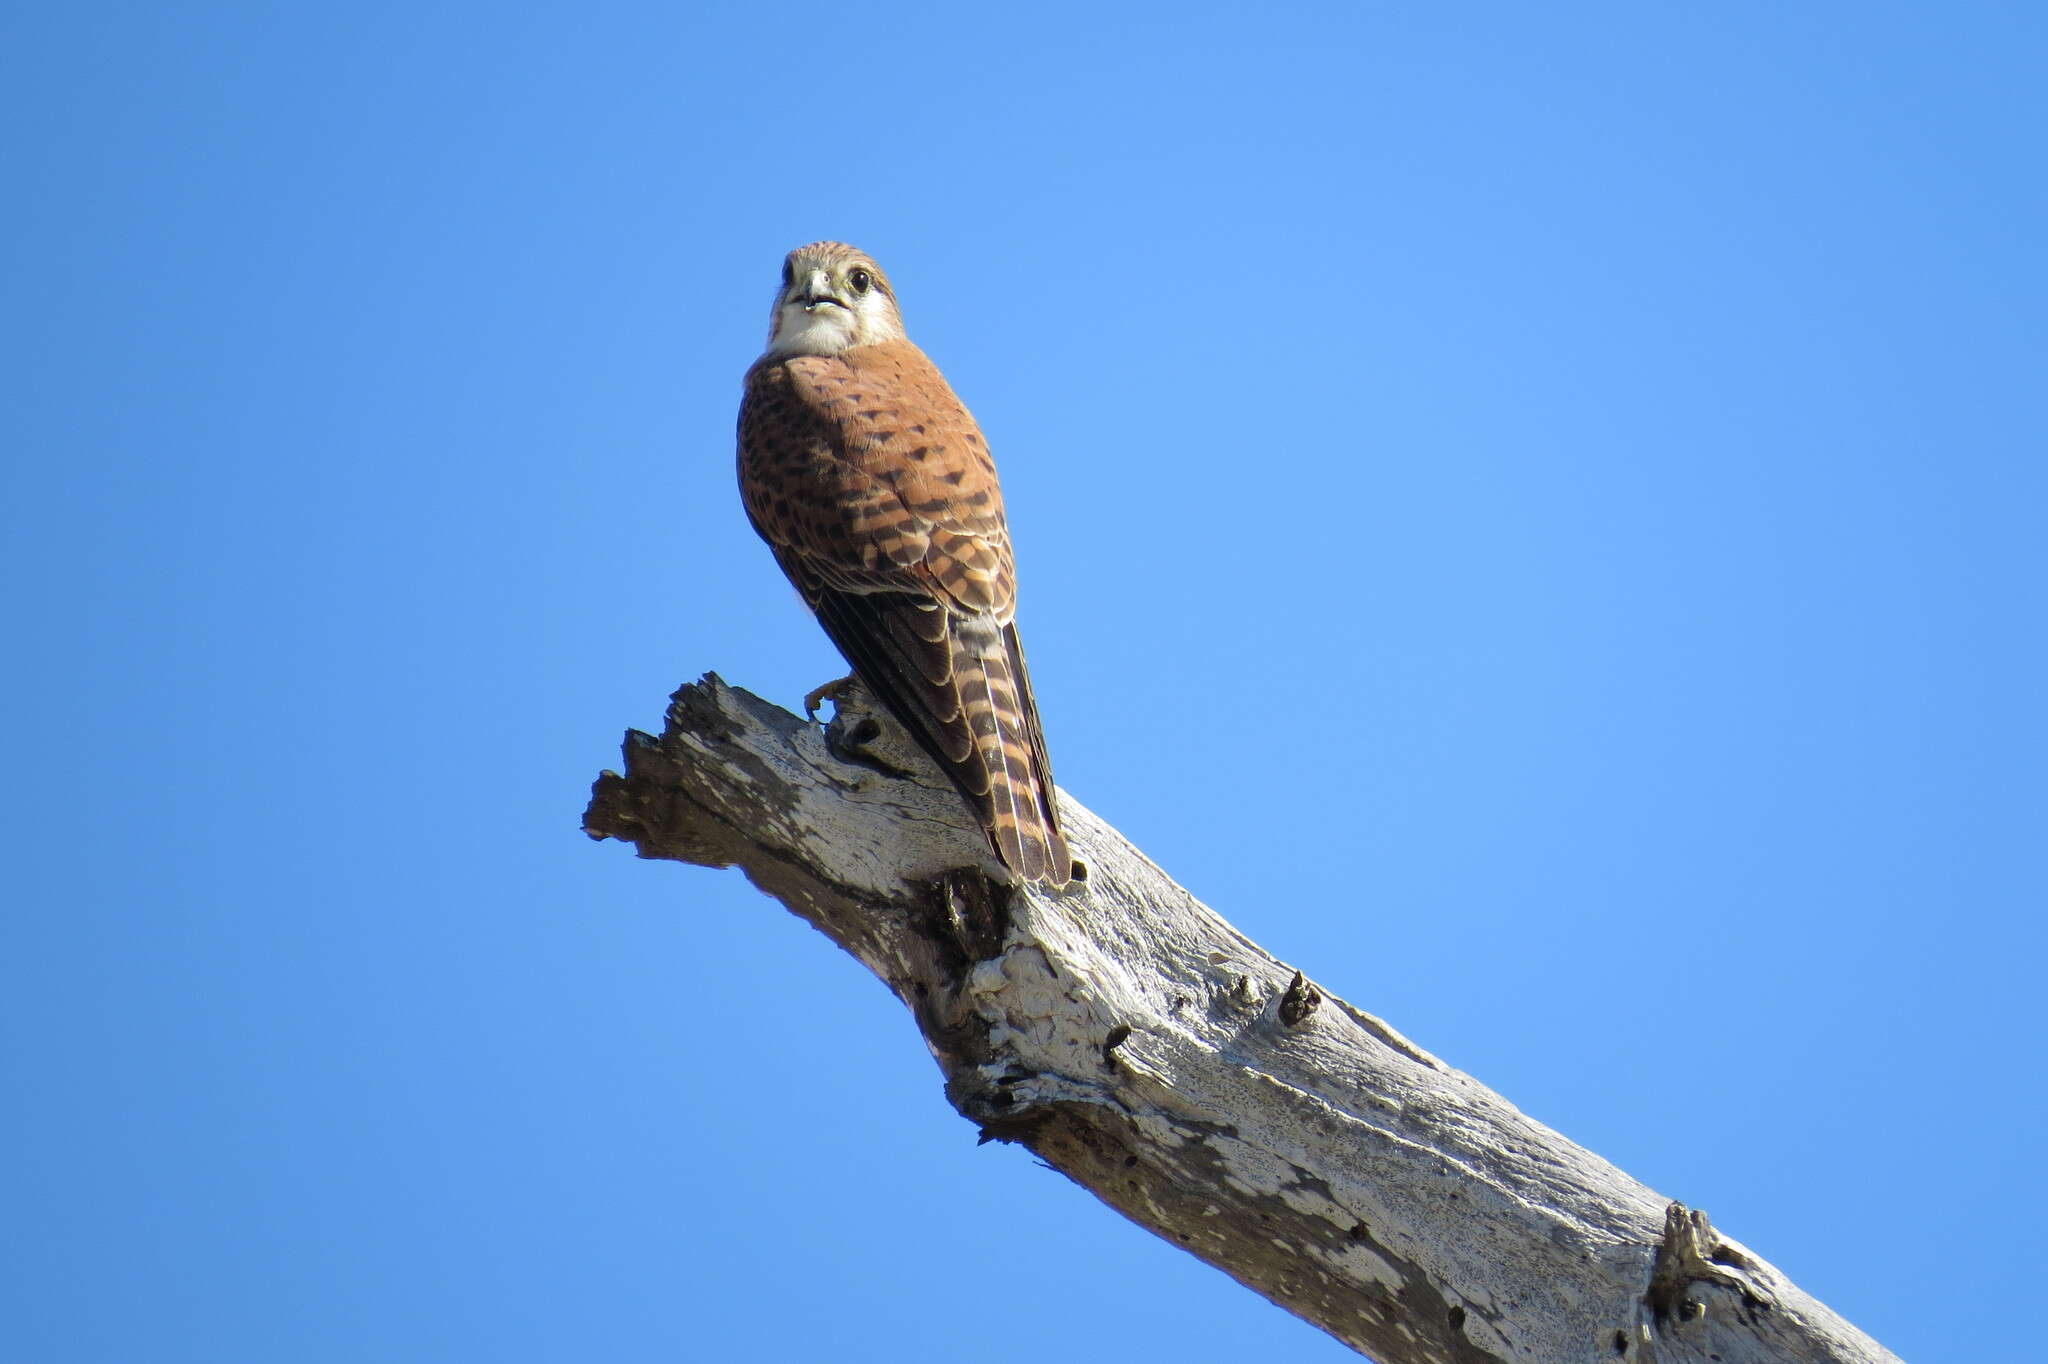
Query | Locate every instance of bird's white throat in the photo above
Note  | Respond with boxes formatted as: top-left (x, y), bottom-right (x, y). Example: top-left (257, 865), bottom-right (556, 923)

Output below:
top-left (766, 301), bottom-right (860, 357)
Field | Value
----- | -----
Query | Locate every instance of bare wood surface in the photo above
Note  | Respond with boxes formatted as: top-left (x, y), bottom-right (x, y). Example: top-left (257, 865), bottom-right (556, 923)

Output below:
top-left (583, 674), bottom-right (1901, 1364)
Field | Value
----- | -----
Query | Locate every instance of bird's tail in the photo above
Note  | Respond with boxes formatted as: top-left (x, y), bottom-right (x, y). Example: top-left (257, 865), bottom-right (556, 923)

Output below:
top-left (960, 639), bottom-right (1070, 888)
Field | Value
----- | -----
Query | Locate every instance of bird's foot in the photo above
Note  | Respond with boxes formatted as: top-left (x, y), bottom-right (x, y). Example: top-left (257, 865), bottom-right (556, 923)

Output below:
top-left (803, 673), bottom-right (860, 722)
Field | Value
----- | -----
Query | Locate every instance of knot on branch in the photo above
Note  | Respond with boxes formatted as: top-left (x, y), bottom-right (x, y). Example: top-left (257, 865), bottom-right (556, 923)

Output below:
top-left (913, 866), bottom-right (1014, 971)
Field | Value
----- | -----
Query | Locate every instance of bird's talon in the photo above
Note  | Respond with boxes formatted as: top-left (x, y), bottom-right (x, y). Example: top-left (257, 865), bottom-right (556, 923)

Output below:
top-left (803, 673), bottom-right (858, 722)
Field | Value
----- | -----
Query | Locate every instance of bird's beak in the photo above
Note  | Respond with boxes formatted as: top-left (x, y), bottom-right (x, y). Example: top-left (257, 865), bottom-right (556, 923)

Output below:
top-left (797, 267), bottom-right (848, 312)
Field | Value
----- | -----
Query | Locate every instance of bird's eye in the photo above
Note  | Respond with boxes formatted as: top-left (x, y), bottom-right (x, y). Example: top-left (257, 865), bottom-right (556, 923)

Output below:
top-left (781, 260), bottom-right (794, 287)
top-left (848, 268), bottom-right (872, 295)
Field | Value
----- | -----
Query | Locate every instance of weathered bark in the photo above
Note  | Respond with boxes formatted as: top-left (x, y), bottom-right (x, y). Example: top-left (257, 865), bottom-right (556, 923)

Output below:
top-left (583, 674), bottom-right (1900, 1364)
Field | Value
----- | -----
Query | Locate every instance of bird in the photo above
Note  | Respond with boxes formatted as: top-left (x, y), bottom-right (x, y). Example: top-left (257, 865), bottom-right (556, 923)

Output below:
top-left (737, 241), bottom-right (1071, 888)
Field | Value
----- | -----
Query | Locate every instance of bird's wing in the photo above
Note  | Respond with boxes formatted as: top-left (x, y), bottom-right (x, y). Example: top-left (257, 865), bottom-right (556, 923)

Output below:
top-left (739, 340), bottom-right (1068, 885)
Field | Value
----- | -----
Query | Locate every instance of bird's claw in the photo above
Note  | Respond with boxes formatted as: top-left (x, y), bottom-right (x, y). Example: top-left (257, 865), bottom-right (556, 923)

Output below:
top-left (803, 673), bottom-right (859, 722)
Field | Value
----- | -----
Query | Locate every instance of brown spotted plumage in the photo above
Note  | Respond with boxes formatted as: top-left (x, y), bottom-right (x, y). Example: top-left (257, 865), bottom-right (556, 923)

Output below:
top-left (738, 242), bottom-right (1070, 887)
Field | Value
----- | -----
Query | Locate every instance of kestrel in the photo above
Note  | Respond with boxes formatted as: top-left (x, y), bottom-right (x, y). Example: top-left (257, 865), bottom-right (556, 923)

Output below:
top-left (737, 242), bottom-right (1071, 888)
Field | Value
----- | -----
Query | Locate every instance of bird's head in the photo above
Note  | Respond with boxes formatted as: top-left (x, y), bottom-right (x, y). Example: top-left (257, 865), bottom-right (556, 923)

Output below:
top-left (762, 241), bottom-right (905, 357)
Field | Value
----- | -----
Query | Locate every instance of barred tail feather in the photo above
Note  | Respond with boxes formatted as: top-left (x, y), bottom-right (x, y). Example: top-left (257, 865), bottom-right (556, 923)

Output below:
top-left (963, 649), bottom-right (1067, 887)
top-left (1001, 624), bottom-right (1069, 883)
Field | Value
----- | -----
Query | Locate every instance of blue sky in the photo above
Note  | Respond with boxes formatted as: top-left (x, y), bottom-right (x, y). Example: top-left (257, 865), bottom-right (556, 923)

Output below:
top-left (6, 4), bottom-right (2043, 1360)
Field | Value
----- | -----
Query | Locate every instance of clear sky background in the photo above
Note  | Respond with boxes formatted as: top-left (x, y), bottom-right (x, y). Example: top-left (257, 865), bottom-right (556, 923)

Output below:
top-left (6, 4), bottom-right (2042, 1361)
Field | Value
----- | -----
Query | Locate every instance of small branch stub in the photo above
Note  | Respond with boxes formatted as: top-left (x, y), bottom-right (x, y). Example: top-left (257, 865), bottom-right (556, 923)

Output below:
top-left (1278, 969), bottom-right (1322, 1028)
top-left (1647, 1201), bottom-right (1769, 1331)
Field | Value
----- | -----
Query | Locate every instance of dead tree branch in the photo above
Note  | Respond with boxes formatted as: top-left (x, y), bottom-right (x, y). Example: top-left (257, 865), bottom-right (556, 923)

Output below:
top-left (582, 673), bottom-right (1899, 1364)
